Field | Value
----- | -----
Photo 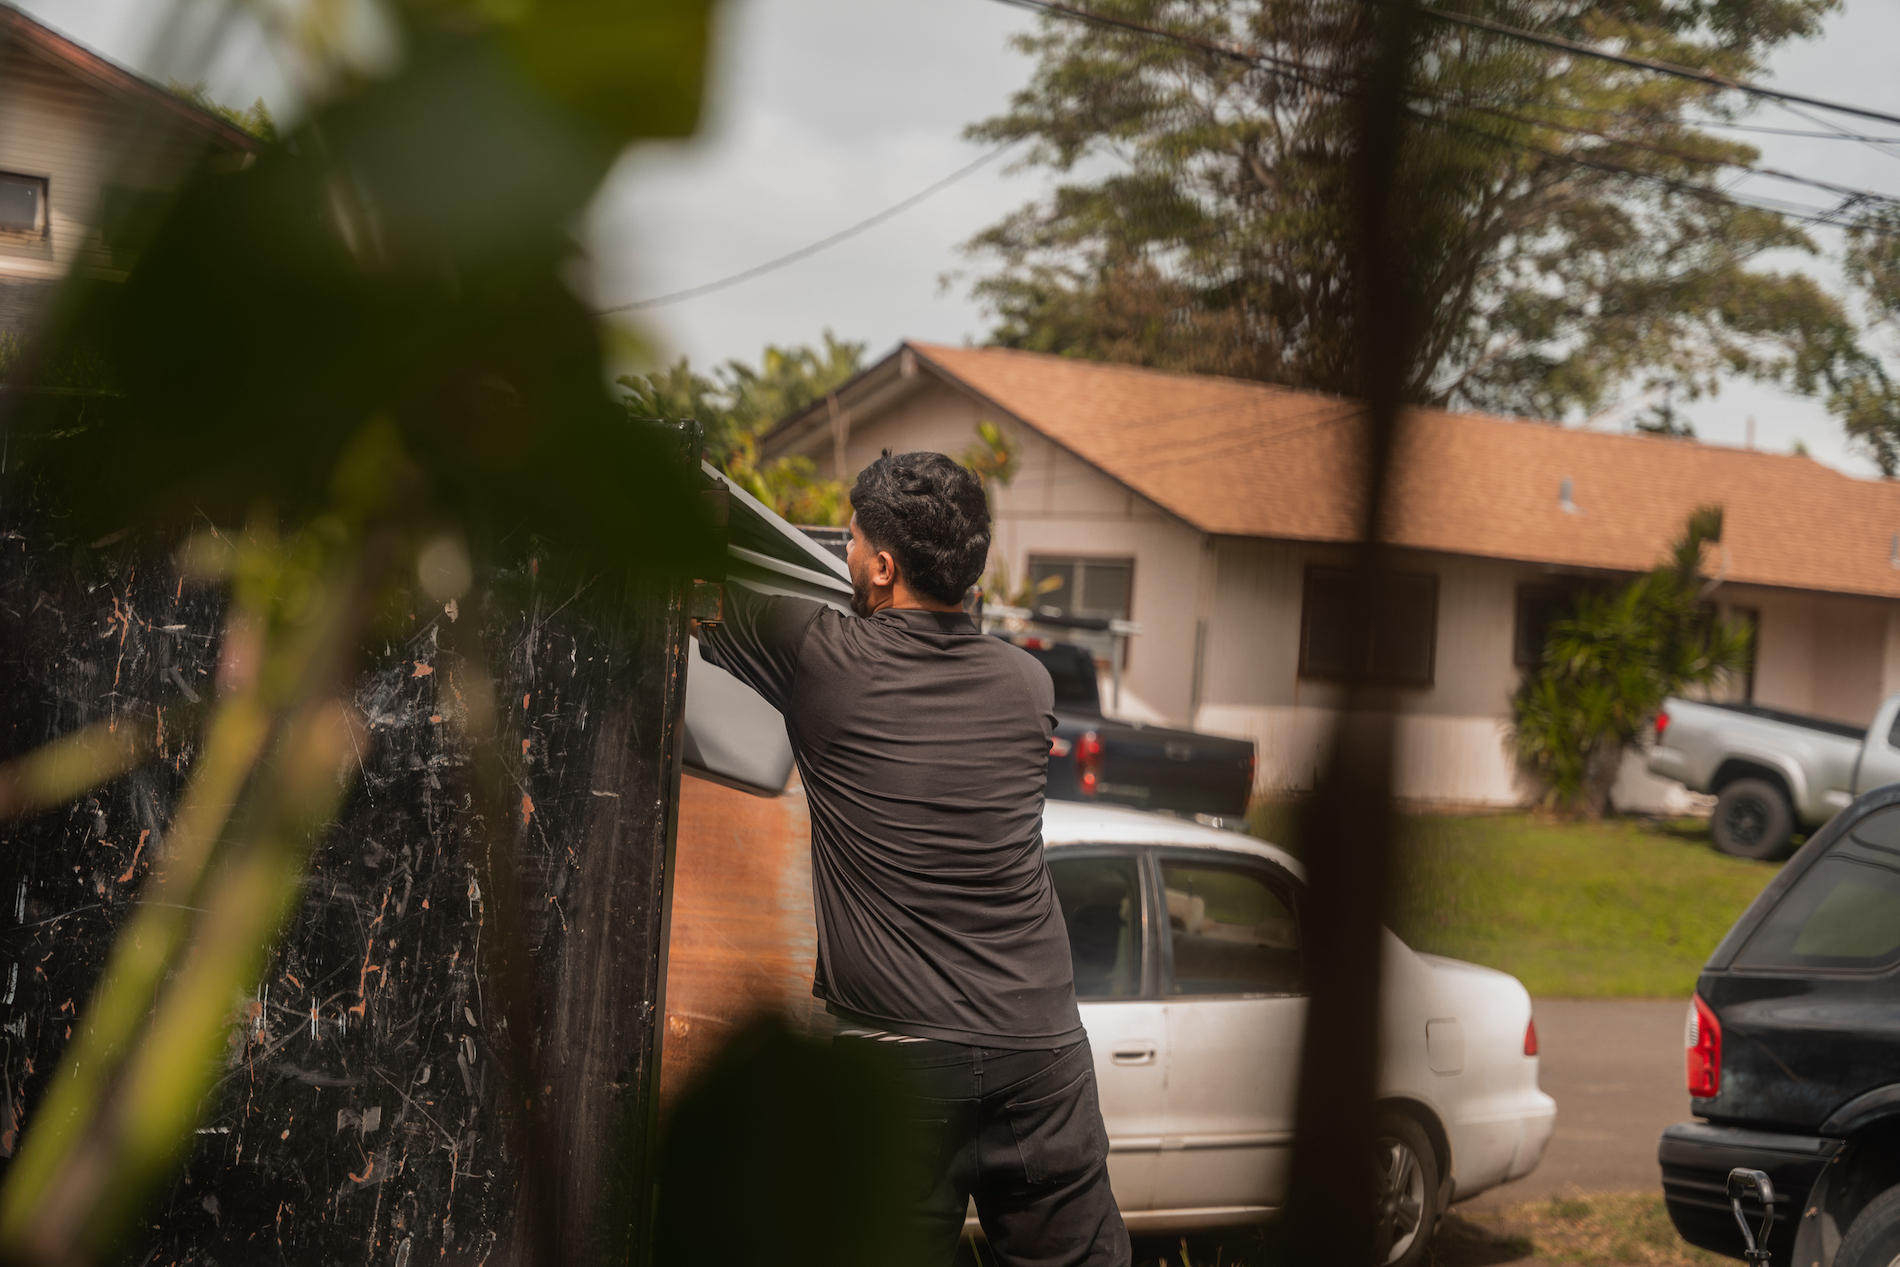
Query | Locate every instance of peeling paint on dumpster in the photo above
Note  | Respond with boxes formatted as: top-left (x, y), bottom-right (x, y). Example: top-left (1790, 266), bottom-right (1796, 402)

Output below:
top-left (0, 518), bottom-right (690, 1264)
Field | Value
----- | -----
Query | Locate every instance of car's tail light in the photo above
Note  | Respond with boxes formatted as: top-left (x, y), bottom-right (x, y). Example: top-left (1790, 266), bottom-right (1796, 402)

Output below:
top-left (1049, 736), bottom-right (1072, 758)
top-left (1524, 1017), bottom-right (1539, 1057)
top-left (1655, 710), bottom-right (1671, 742)
top-left (1686, 992), bottom-right (1721, 1098)
top-left (1076, 730), bottom-right (1104, 796)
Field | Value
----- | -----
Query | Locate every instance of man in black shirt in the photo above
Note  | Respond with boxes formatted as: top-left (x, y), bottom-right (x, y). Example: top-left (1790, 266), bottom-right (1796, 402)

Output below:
top-left (696, 451), bottom-right (1129, 1267)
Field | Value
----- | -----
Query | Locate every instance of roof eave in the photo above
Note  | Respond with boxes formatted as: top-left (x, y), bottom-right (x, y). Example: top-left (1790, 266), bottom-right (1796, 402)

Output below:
top-left (902, 344), bottom-right (1221, 537)
top-left (1, 3), bottom-right (263, 153)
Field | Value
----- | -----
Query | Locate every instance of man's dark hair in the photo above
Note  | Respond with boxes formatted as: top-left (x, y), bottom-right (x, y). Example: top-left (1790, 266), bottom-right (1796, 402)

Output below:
top-left (850, 451), bottom-right (991, 606)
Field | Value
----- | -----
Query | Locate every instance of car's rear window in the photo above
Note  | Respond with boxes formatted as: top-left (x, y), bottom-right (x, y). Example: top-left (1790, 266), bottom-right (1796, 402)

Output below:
top-left (1736, 805), bottom-right (1900, 972)
top-left (1161, 861), bottom-right (1301, 996)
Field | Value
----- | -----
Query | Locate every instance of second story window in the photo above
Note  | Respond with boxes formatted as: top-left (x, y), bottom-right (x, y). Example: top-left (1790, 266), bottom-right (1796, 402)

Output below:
top-left (0, 172), bottom-right (48, 238)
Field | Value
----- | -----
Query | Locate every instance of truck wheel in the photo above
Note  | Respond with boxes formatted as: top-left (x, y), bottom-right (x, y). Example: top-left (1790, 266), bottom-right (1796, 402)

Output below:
top-left (1712, 779), bottom-right (1795, 860)
top-left (1835, 1181), bottom-right (1900, 1267)
top-left (1372, 1113), bottom-right (1439, 1267)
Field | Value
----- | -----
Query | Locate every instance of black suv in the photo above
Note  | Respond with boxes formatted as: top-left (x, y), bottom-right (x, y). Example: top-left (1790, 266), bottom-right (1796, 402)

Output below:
top-left (1660, 784), bottom-right (1900, 1267)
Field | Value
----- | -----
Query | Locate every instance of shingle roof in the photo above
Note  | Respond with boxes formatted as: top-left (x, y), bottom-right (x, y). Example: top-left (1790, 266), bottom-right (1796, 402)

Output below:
top-left (901, 342), bottom-right (1900, 600)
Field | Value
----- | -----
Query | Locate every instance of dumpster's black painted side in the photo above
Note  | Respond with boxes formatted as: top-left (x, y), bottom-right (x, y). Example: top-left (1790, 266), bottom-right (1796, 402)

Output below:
top-left (0, 496), bottom-right (689, 1264)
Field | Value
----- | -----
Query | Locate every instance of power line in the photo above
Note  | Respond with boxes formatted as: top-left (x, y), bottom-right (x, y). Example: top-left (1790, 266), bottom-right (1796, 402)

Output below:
top-left (1450, 96), bottom-right (1900, 210)
top-left (991, 0), bottom-right (1265, 67)
top-left (1764, 98), bottom-right (1900, 169)
top-left (598, 143), bottom-right (1016, 314)
top-left (1416, 7), bottom-right (1900, 132)
top-left (1678, 119), bottom-right (1900, 144)
top-left (987, 0), bottom-right (1900, 232)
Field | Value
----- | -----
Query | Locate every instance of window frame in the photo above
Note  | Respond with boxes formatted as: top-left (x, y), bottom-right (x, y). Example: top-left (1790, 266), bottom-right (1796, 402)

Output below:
top-left (1045, 845), bottom-right (1156, 1001)
top-left (1731, 606), bottom-right (1761, 704)
top-left (0, 170), bottom-right (50, 244)
top-left (1025, 553), bottom-right (1137, 624)
top-left (1024, 552), bottom-right (1138, 671)
top-left (1514, 583), bottom-right (1569, 668)
top-left (1151, 848), bottom-right (1305, 1001)
top-left (1298, 565), bottom-right (1438, 688)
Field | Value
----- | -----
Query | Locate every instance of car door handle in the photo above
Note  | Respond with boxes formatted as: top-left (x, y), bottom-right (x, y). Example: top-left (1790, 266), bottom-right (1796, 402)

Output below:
top-left (1111, 1045), bottom-right (1157, 1066)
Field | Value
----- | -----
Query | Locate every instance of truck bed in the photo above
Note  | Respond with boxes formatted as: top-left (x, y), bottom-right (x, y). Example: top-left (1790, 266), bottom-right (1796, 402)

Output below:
top-left (1014, 640), bottom-right (1256, 819)
top-left (1649, 696), bottom-right (1867, 826)
top-left (1693, 701), bottom-right (1863, 741)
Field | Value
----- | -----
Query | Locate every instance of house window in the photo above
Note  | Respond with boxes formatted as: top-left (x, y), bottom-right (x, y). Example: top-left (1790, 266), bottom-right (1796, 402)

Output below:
top-left (1513, 579), bottom-right (1610, 667)
top-left (1027, 556), bottom-right (1133, 624)
top-left (0, 172), bottom-right (48, 237)
top-left (1299, 566), bottom-right (1437, 686)
top-left (1515, 585), bottom-right (1568, 667)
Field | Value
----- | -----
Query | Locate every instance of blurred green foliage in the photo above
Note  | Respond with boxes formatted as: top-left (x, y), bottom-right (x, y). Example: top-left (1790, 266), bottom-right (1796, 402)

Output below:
top-left (656, 1019), bottom-right (920, 1267)
top-left (167, 80), bottom-right (278, 140)
top-left (0, 0), bottom-right (719, 1260)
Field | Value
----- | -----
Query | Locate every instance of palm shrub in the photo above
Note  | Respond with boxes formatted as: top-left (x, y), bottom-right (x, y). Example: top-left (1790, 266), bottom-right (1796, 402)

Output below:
top-left (1512, 506), bottom-right (1753, 816)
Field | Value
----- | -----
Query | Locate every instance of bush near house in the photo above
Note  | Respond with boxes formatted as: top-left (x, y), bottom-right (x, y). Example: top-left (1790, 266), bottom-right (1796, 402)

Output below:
top-left (1511, 506), bottom-right (1752, 818)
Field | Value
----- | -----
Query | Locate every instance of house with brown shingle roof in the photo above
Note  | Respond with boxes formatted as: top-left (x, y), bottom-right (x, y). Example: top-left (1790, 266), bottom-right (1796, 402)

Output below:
top-left (0, 2), bottom-right (261, 333)
top-left (762, 342), bottom-right (1900, 807)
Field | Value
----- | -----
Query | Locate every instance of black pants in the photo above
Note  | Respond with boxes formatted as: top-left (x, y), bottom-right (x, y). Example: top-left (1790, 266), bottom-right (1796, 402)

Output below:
top-left (838, 1034), bottom-right (1132, 1267)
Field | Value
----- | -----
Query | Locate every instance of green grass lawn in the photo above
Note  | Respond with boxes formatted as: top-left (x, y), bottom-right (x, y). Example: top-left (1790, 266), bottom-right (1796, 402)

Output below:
top-left (1252, 807), bottom-right (1787, 997)
top-left (1394, 814), bottom-right (1784, 997)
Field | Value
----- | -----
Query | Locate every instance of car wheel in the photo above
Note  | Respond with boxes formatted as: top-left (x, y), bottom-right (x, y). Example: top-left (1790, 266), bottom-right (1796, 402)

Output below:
top-left (1712, 778), bottom-right (1795, 861)
top-left (1372, 1113), bottom-right (1439, 1267)
top-left (1836, 1181), bottom-right (1900, 1267)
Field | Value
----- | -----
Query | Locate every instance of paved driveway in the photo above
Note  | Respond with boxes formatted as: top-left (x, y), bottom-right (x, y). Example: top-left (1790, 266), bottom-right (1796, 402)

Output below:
top-left (1459, 997), bottom-right (1690, 1211)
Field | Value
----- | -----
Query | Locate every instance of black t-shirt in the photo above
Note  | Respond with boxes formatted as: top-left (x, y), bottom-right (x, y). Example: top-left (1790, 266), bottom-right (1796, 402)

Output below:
top-left (696, 584), bottom-right (1084, 1049)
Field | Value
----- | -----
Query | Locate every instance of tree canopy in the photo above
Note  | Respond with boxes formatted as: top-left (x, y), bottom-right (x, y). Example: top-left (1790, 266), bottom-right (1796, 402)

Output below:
top-left (962, 0), bottom-right (1871, 425)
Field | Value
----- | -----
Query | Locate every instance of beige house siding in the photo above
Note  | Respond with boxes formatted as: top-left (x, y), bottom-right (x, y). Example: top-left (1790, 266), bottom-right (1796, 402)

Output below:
top-left (0, 42), bottom-right (115, 280)
top-left (0, 37), bottom-right (234, 287)
top-left (1196, 541), bottom-right (1547, 805)
top-left (1718, 584), bottom-right (1894, 726)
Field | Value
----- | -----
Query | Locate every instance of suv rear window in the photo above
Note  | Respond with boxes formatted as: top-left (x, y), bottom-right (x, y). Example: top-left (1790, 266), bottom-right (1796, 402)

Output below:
top-left (1736, 806), bottom-right (1900, 972)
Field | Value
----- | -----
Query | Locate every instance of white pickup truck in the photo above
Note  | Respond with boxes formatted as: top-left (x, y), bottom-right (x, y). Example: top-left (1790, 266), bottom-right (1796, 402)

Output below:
top-left (1646, 696), bottom-right (1900, 858)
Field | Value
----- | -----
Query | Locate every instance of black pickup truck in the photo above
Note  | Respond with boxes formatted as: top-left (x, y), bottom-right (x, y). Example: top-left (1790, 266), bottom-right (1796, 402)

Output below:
top-left (1004, 637), bottom-right (1256, 821)
top-left (1659, 783), bottom-right (1900, 1267)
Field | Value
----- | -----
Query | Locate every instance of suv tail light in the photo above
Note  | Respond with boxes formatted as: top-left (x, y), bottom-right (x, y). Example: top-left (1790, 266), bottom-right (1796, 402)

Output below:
top-left (1655, 710), bottom-right (1671, 742)
top-left (1524, 1017), bottom-right (1539, 1057)
top-left (1075, 730), bottom-right (1104, 796)
top-left (1686, 992), bottom-right (1721, 1098)
top-left (1049, 736), bottom-right (1072, 758)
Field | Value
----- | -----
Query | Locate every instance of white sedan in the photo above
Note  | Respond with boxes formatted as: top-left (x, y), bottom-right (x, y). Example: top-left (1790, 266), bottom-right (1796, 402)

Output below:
top-left (1030, 801), bottom-right (1555, 1266)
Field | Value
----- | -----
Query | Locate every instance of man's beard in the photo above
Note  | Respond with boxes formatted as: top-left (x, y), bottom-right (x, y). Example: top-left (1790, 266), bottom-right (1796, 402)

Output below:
top-left (850, 572), bottom-right (875, 619)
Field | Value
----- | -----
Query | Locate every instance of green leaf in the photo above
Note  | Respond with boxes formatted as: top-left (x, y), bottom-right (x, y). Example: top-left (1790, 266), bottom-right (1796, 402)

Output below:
top-left (498, 0), bottom-right (712, 140)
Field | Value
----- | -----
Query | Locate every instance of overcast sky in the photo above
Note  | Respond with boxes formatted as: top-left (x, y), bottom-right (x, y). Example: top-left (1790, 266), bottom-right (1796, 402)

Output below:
top-left (17, 0), bottom-right (1900, 476)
